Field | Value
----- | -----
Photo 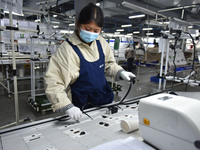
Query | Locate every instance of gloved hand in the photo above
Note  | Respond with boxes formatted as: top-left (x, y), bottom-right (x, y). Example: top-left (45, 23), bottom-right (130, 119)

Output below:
top-left (120, 71), bottom-right (136, 81)
top-left (65, 106), bottom-right (83, 121)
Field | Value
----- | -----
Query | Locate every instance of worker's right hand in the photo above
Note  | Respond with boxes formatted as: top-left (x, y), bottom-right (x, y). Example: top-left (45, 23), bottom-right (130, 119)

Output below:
top-left (65, 106), bottom-right (83, 121)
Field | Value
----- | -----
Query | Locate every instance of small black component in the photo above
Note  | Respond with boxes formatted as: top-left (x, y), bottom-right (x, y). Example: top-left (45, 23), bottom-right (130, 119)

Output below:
top-left (131, 77), bottom-right (136, 84)
top-left (109, 106), bottom-right (118, 114)
top-left (194, 140), bottom-right (200, 148)
top-left (80, 131), bottom-right (86, 135)
top-left (13, 70), bottom-right (17, 76)
top-left (102, 115), bottom-right (107, 118)
top-left (99, 122), bottom-right (104, 125)
top-left (104, 123), bottom-right (109, 127)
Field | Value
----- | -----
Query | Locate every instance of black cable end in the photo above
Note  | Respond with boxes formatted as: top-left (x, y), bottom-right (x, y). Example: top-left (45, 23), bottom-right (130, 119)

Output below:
top-left (130, 77), bottom-right (136, 84)
top-left (109, 106), bottom-right (118, 114)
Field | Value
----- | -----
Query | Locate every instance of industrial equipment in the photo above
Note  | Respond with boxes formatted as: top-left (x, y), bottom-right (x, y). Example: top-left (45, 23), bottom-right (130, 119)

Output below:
top-left (139, 93), bottom-right (200, 150)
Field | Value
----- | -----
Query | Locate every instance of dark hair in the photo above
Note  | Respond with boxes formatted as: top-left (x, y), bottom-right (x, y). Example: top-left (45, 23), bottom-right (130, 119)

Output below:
top-left (77, 3), bottom-right (104, 28)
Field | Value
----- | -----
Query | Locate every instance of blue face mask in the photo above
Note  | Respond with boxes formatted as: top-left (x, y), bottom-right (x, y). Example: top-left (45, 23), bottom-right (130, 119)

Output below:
top-left (79, 28), bottom-right (99, 43)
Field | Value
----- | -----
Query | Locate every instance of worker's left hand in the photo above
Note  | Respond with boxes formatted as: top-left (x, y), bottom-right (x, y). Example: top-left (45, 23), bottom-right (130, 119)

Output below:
top-left (120, 71), bottom-right (136, 81)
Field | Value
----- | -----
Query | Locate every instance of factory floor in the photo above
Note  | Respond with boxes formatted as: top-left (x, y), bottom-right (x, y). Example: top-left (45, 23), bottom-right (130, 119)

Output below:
top-left (0, 64), bottom-right (200, 129)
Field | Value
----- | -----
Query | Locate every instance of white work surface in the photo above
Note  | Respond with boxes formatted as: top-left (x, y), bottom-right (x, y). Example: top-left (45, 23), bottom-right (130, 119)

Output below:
top-left (0, 104), bottom-right (154, 150)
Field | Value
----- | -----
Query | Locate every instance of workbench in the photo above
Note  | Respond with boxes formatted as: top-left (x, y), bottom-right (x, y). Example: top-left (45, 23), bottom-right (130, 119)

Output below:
top-left (0, 102), bottom-right (155, 150)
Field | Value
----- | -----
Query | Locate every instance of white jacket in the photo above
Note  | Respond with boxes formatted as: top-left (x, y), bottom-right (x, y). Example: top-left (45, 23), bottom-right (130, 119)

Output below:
top-left (44, 32), bottom-right (123, 112)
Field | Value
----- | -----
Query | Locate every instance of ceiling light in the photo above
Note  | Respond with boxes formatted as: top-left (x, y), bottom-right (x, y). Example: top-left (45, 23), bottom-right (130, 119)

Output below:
top-left (4, 11), bottom-right (24, 16)
top-left (143, 28), bottom-right (153, 31)
top-left (96, 3), bottom-right (100, 6)
top-left (129, 14), bottom-right (145, 19)
top-left (52, 21), bottom-right (60, 24)
top-left (116, 29), bottom-right (124, 32)
top-left (163, 21), bottom-right (169, 24)
top-left (133, 31), bottom-right (139, 34)
top-left (114, 32), bottom-right (120, 34)
top-left (146, 33), bottom-right (154, 36)
top-left (158, 21), bottom-right (169, 24)
top-left (188, 26), bottom-right (193, 29)
top-left (35, 19), bottom-right (41, 23)
top-left (114, 34), bottom-right (124, 37)
top-left (69, 23), bottom-right (75, 26)
top-left (53, 15), bottom-right (57, 17)
top-left (125, 35), bottom-right (132, 37)
top-left (104, 33), bottom-right (114, 37)
top-left (121, 24), bottom-right (132, 27)
top-left (127, 33), bottom-right (133, 36)
top-left (53, 25), bottom-right (59, 28)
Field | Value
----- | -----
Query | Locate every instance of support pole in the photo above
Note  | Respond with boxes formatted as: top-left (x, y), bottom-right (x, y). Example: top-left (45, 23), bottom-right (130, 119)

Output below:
top-left (158, 37), bottom-right (165, 90)
top-left (163, 39), bottom-right (170, 90)
top-left (9, 11), bottom-right (19, 125)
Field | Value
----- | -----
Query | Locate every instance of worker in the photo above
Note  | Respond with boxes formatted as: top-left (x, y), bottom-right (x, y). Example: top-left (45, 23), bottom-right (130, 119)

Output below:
top-left (125, 44), bottom-right (135, 72)
top-left (44, 3), bottom-right (135, 121)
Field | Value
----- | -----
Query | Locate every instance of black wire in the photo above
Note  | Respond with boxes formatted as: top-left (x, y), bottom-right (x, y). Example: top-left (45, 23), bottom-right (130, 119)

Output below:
top-left (171, 33), bottom-right (181, 90)
top-left (183, 31), bottom-right (196, 91)
top-left (96, 78), bottom-right (135, 109)
top-left (81, 102), bottom-right (93, 120)
top-left (118, 78), bottom-right (133, 104)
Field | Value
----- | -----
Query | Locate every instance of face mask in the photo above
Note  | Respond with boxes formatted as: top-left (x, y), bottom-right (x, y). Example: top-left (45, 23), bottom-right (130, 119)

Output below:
top-left (79, 28), bottom-right (99, 43)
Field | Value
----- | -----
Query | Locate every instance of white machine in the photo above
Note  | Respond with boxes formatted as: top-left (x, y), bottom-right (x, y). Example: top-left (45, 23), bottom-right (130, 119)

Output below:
top-left (138, 93), bottom-right (200, 150)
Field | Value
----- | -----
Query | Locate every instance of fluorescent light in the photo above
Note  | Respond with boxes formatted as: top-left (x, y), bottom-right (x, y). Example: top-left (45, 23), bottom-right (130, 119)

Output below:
top-left (69, 23), bottom-right (75, 26)
top-left (114, 32), bottom-right (120, 34)
top-left (127, 33), bottom-right (133, 36)
top-left (104, 33), bottom-right (114, 37)
top-left (114, 34), bottom-right (124, 37)
top-left (129, 14), bottom-right (145, 19)
top-left (52, 21), bottom-right (60, 24)
top-left (158, 21), bottom-right (170, 24)
top-left (53, 25), bottom-right (59, 28)
top-left (143, 28), bottom-right (153, 31)
top-left (125, 35), bottom-right (132, 37)
top-left (4, 11), bottom-right (24, 16)
top-left (163, 21), bottom-right (169, 24)
top-left (133, 31), bottom-right (139, 34)
top-left (35, 19), bottom-right (41, 23)
top-left (146, 33), bottom-right (154, 36)
top-left (96, 3), bottom-right (100, 6)
top-left (121, 24), bottom-right (132, 27)
top-left (60, 30), bottom-right (73, 34)
top-left (116, 29), bottom-right (124, 32)
top-left (53, 15), bottom-right (58, 17)
top-left (188, 26), bottom-right (193, 29)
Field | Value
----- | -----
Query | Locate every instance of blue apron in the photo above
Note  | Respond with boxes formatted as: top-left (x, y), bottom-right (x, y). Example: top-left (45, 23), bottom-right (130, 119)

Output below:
top-left (67, 39), bottom-right (114, 110)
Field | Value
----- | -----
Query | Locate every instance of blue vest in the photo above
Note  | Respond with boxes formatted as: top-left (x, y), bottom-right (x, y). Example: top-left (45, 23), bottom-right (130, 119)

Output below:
top-left (66, 39), bottom-right (114, 110)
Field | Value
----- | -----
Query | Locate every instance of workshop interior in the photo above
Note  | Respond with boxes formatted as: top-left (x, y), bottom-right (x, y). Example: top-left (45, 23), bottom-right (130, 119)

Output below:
top-left (0, 0), bottom-right (200, 150)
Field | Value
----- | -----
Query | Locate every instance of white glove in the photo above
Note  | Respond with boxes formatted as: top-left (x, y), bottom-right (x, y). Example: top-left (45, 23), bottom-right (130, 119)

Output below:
top-left (120, 71), bottom-right (136, 81)
top-left (65, 106), bottom-right (83, 121)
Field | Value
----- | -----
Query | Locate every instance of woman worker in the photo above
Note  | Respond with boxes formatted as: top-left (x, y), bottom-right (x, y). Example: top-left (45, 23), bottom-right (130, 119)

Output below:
top-left (44, 3), bottom-right (135, 121)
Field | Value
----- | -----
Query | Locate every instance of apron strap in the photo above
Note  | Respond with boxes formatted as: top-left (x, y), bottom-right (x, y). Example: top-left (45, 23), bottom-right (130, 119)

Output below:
top-left (66, 39), bottom-right (84, 60)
